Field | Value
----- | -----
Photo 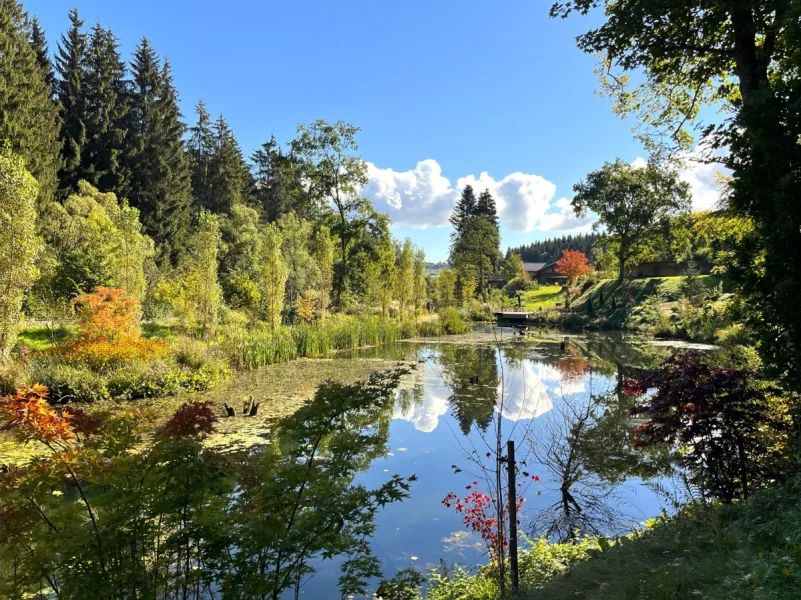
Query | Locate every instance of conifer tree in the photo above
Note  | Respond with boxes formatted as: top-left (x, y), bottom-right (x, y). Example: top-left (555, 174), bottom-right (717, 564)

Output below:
top-left (82, 23), bottom-right (128, 193)
top-left (207, 114), bottom-right (249, 214)
top-left (55, 8), bottom-right (88, 197)
top-left (29, 16), bottom-right (55, 95)
top-left (124, 39), bottom-right (192, 265)
top-left (187, 100), bottom-right (214, 214)
top-left (252, 136), bottom-right (306, 221)
top-left (0, 0), bottom-right (61, 211)
top-left (449, 184), bottom-right (477, 237)
top-left (476, 189), bottom-right (499, 228)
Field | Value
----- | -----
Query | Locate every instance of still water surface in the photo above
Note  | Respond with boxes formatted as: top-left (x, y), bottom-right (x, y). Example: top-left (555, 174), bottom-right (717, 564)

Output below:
top-left (290, 328), bottom-right (685, 597)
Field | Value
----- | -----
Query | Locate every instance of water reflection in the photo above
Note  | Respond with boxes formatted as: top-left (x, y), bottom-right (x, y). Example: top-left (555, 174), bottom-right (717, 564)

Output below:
top-left (0, 331), bottom-right (687, 600)
top-left (0, 368), bottom-right (414, 600)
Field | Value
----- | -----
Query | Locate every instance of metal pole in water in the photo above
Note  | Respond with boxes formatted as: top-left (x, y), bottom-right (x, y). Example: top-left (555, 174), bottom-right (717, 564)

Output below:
top-left (507, 439), bottom-right (519, 588)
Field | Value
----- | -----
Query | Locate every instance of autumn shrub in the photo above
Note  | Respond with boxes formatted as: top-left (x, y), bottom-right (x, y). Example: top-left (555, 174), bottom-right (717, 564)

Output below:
top-left (72, 286), bottom-right (141, 342)
top-left (159, 401), bottom-right (217, 438)
top-left (44, 337), bottom-right (169, 372)
top-left (628, 352), bottom-right (791, 502)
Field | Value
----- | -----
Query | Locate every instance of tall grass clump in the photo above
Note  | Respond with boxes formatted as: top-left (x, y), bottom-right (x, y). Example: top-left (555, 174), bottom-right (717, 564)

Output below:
top-left (223, 312), bottom-right (470, 369)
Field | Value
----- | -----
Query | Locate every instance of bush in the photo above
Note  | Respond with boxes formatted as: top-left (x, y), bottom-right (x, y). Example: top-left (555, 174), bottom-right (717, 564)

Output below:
top-left (439, 307), bottom-right (471, 335)
top-left (72, 286), bottom-right (141, 342)
top-left (466, 299), bottom-right (489, 322)
top-left (44, 337), bottom-right (169, 372)
top-left (504, 276), bottom-right (537, 297)
top-left (30, 360), bottom-right (110, 403)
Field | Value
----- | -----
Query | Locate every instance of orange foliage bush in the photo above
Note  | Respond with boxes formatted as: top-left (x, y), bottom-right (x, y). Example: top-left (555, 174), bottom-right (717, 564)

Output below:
top-left (45, 337), bottom-right (169, 371)
top-left (72, 286), bottom-right (141, 342)
top-left (0, 385), bottom-right (76, 444)
top-left (555, 249), bottom-right (592, 285)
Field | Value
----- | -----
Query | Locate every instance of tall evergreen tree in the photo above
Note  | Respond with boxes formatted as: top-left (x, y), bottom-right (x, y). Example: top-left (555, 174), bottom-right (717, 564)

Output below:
top-left (124, 39), bottom-right (192, 265)
top-left (187, 100), bottom-right (214, 214)
top-left (252, 135), bottom-right (306, 221)
top-left (82, 23), bottom-right (128, 193)
top-left (449, 184), bottom-right (477, 237)
top-left (55, 8), bottom-right (88, 198)
top-left (0, 0), bottom-right (61, 211)
top-left (207, 114), bottom-right (249, 215)
top-left (476, 188), bottom-right (499, 228)
top-left (29, 15), bottom-right (55, 95)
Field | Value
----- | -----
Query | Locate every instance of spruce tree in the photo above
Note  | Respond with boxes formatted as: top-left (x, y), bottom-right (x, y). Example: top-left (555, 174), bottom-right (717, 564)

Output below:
top-left (0, 0), bottom-right (61, 211)
top-left (82, 23), bottom-right (128, 193)
top-left (187, 100), bottom-right (214, 214)
top-left (252, 136), bottom-right (305, 221)
top-left (449, 184), bottom-right (477, 236)
top-left (29, 16), bottom-right (55, 95)
top-left (207, 114), bottom-right (249, 214)
top-left (124, 39), bottom-right (192, 265)
top-left (476, 188), bottom-right (499, 228)
top-left (55, 8), bottom-right (88, 198)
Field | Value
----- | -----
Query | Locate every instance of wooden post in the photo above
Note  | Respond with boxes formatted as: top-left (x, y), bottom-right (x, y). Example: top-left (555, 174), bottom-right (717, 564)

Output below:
top-left (507, 439), bottom-right (519, 588)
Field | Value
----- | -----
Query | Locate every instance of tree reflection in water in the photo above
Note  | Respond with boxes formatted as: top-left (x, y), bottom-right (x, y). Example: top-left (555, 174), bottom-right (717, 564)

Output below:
top-left (528, 376), bottom-right (641, 543)
top-left (0, 368), bottom-right (416, 600)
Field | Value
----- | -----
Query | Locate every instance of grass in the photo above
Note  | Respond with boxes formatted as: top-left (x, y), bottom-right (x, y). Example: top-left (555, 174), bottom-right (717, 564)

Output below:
top-left (222, 312), bottom-right (470, 370)
top-left (518, 286), bottom-right (565, 311)
top-left (15, 324), bottom-right (74, 352)
top-left (426, 476), bottom-right (801, 600)
top-left (574, 275), bottom-right (722, 309)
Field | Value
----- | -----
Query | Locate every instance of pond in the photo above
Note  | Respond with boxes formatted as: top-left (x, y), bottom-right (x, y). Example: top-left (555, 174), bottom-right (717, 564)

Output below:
top-left (261, 328), bottom-right (685, 598)
top-left (0, 328), bottom-right (693, 599)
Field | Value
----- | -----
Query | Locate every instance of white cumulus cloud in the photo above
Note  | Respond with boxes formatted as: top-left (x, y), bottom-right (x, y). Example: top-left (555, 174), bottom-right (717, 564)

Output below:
top-left (457, 171), bottom-right (557, 233)
top-left (539, 197), bottom-right (594, 232)
top-left (392, 386), bottom-right (450, 433)
top-left (362, 159), bottom-right (566, 233)
top-left (362, 160), bottom-right (459, 228)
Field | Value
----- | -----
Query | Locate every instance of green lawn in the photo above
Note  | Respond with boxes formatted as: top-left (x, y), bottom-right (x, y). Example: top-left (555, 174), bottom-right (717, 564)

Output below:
top-left (15, 324), bottom-right (74, 352)
top-left (574, 275), bottom-right (722, 309)
top-left (518, 286), bottom-right (565, 311)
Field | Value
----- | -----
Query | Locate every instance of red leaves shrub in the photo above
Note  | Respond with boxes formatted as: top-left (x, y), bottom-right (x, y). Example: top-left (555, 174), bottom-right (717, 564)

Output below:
top-left (629, 351), bottom-right (790, 502)
top-left (160, 401), bottom-right (217, 438)
top-left (0, 385), bottom-right (76, 444)
top-left (555, 249), bottom-right (592, 285)
top-left (442, 488), bottom-right (524, 563)
top-left (72, 286), bottom-right (141, 342)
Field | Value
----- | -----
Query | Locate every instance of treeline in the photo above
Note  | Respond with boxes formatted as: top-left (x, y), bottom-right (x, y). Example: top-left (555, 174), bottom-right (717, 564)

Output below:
top-left (0, 1), bottom-right (434, 344)
top-left (506, 233), bottom-right (603, 264)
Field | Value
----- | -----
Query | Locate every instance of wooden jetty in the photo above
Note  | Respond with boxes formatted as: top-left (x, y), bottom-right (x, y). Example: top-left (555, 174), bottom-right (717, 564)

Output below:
top-left (493, 311), bottom-right (533, 323)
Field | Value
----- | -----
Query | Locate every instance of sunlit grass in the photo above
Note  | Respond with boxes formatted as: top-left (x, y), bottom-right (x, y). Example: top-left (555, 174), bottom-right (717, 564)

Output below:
top-left (519, 286), bottom-right (565, 311)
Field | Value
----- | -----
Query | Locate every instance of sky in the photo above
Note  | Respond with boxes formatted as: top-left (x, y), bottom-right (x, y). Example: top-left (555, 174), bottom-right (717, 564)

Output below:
top-left (26, 0), bottom-right (721, 262)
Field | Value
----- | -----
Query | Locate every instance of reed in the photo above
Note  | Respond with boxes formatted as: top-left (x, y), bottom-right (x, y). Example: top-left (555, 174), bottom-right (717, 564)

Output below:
top-left (222, 312), bottom-right (469, 370)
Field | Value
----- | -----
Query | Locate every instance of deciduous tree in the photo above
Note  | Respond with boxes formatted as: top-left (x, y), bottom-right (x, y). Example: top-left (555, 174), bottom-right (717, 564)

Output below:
top-left (571, 160), bottom-right (690, 282)
top-left (257, 223), bottom-right (287, 330)
top-left (0, 149), bottom-right (40, 360)
top-left (555, 249), bottom-right (592, 285)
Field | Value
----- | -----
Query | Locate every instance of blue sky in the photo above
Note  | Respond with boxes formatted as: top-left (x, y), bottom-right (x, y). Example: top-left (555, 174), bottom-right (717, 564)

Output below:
top-left (26, 0), bottom-right (706, 261)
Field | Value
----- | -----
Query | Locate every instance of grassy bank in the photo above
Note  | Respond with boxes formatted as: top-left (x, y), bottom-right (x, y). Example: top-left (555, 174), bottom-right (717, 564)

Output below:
top-left (425, 476), bottom-right (801, 599)
top-left (221, 309), bottom-right (469, 370)
top-left (2, 309), bottom-right (469, 403)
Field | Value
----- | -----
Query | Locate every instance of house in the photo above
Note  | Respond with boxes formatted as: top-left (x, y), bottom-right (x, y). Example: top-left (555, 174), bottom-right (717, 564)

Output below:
top-left (632, 259), bottom-right (712, 278)
top-left (524, 262), bottom-right (567, 285)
